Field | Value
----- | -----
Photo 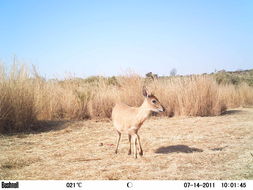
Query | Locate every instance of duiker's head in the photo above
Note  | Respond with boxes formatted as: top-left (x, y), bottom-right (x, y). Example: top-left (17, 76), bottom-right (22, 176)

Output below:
top-left (142, 87), bottom-right (165, 112)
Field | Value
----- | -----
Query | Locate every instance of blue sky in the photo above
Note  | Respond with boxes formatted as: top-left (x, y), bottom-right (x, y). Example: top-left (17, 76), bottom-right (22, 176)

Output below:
top-left (0, 0), bottom-right (253, 78)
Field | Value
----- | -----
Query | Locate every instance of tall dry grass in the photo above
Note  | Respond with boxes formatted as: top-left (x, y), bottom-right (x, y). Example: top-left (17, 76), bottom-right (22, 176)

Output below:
top-left (0, 64), bottom-right (36, 133)
top-left (149, 76), bottom-right (227, 117)
top-left (219, 82), bottom-right (253, 108)
top-left (1, 63), bottom-right (253, 133)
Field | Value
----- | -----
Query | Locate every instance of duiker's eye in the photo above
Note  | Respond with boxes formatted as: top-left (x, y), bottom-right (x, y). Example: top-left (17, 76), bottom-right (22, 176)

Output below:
top-left (152, 100), bottom-right (157, 104)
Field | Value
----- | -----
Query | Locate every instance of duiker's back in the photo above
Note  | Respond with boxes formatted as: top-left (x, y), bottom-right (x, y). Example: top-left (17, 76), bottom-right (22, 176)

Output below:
top-left (112, 103), bottom-right (139, 129)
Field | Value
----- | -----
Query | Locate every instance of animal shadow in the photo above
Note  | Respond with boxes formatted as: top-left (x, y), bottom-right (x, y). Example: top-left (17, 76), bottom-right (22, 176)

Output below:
top-left (155, 145), bottom-right (203, 154)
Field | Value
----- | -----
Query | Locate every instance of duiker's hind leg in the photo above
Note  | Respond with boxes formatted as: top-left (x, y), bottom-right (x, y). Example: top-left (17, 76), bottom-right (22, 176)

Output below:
top-left (115, 131), bottom-right (121, 154)
top-left (136, 134), bottom-right (143, 156)
top-left (128, 134), bottom-right (131, 155)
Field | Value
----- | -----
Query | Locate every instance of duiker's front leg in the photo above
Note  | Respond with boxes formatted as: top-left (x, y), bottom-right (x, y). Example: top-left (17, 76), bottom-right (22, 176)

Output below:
top-left (115, 131), bottom-right (121, 154)
top-left (128, 134), bottom-right (131, 155)
top-left (133, 134), bottom-right (137, 158)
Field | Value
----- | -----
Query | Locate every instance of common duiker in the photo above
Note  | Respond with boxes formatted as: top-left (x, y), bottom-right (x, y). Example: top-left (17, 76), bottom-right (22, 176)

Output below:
top-left (112, 87), bottom-right (165, 158)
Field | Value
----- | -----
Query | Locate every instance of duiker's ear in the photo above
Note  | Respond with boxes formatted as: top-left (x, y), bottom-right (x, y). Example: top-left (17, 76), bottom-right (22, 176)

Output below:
top-left (142, 86), bottom-right (150, 97)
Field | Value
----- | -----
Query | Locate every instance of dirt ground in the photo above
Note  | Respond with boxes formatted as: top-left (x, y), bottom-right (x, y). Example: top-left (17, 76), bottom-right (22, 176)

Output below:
top-left (0, 108), bottom-right (253, 180)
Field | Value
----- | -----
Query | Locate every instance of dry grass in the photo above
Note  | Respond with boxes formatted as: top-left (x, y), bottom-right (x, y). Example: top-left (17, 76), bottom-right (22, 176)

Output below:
top-left (0, 64), bottom-right (37, 133)
top-left (149, 76), bottom-right (227, 116)
top-left (1, 63), bottom-right (253, 133)
top-left (0, 107), bottom-right (252, 180)
top-left (219, 83), bottom-right (253, 108)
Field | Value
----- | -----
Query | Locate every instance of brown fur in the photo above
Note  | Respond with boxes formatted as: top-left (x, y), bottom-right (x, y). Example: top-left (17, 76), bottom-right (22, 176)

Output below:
top-left (112, 88), bottom-right (164, 158)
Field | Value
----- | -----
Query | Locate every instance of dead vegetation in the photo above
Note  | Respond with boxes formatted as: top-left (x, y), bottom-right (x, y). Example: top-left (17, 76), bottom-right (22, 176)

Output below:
top-left (1, 63), bottom-right (253, 133)
top-left (0, 63), bottom-right (253, 179)
top-left (0, 108), bottom-right (253, 180)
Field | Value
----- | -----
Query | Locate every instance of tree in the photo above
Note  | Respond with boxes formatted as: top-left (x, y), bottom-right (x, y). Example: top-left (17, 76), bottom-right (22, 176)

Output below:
top-left (146, 72), bottom-right (153, 78)
top-left (145, 72), bottom-right (158, 80)
top-left (170, 68), bottom-right (177, 76)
